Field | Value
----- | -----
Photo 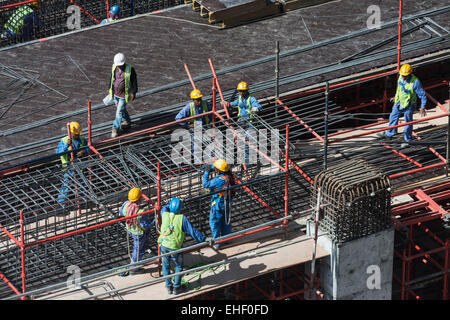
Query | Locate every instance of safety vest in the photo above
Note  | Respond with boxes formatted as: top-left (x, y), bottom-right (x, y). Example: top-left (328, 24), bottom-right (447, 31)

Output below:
top-left (100, 18), bottom-right (118, 24)
top-left (121, 201), bottom-right (146, 236)
top-left (211, 175), bottom-right (230, 207)
top-left (394, 75), bottom-right (418, 110)
top-left (189, 101), bottom-right (210, 127)
top-left (237, 95), bottom-right (257, 120)
top-left (4, 5), bottom-right (33, 35)
top-left (158, 211), bottom-right (185, 250)
top-left (109, 64), bottom-right (132, 103)
top-left (59, 136), bottom-right (87, 167)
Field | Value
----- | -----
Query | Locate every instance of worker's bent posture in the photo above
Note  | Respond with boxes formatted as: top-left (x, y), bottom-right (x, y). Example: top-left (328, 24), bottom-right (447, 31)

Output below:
top-left (202, 159), bottom-right (234, 249)
top-left (222, 82), bottom-right (262, 123)
top-left (119, 188), bottom-right (155, 276)
top-left (378, 64), bottom-right (427, 148)
top-left (56, 121), bottom-right (88, 206)
top-left (100, 5), bottom-right (120, 24)
top-left (175, 89), bottom-right (212, 128)
top-left (158, 198), bottom-right (208, 295)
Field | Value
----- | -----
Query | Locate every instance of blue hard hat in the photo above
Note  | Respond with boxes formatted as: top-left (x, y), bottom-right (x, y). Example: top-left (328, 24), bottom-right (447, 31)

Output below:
top-left (110, 5), bottom-right (120, 15)
top-left (169, 198), bottom-right (182, 214)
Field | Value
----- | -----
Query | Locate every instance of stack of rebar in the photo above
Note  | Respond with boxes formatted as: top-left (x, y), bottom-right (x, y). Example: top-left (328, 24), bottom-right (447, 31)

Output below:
top-left (311, 158), bottom-right (392, 243)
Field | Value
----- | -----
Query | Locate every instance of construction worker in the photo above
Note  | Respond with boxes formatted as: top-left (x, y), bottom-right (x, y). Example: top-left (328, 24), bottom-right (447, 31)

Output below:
top-left (56, 122), bottom-right (88, 206)
top-left (158, 198), bottom-right (209, 295)
top-left (222, 82), bottom-right (262, 123)
top-left (2, 1), bottom-right (40, 42)
top-left (202, 159), bottom-right (234, 249)
top-left (377, 64), bottom-right (427, 148)
top-left (100, 5), bottom-right (120, 24)
top-left (108, 53), bottom-right (138, 138)
top-left (119, 187), bottom-right (155, 276)
top-left (175, 89), bottom-right (212, 129)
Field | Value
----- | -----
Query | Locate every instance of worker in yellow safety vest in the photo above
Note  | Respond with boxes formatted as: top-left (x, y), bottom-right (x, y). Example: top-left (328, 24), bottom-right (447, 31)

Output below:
top-left (175, 89), bottom-right (212, 128)
top-left (377, 64), bottom-right (427, 148)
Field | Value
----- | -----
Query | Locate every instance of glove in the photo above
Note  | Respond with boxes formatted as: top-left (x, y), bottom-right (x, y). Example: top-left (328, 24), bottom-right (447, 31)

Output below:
top-left (203, 164), bottom-right (212, 172)
top-left (204, 237), bottom-right (214, 245)
top-left (251, 107), bottom-right (259, 112)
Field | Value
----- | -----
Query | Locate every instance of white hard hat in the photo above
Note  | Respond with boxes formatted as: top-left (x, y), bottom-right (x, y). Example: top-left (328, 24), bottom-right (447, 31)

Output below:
top-left (114, 53), bottom-right (125, 66)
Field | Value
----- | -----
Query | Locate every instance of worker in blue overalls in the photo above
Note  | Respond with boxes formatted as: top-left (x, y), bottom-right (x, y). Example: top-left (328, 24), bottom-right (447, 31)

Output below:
top-left (175, 89), bottom-right (212, 129)
top-left (202, 159), bottom-right (235, 249)
top-left (222, 81), bottom-right (262, 124)
top-left (56, 121), bottom-right (88, 208)
top-left (377, 64), bottom-right (427, 148)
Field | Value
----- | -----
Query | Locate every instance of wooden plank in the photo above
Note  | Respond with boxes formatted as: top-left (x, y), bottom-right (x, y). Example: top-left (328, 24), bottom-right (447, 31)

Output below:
top-left (219, 3), bottom-right (282, 27)
top-left (284, 0), bottom-right (333, 12)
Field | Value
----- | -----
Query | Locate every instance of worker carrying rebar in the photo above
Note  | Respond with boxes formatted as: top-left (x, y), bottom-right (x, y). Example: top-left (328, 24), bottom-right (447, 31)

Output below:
top-left (1, 1), bottom-right (40, 42)
top-left (221, 82), bottom-right (262, 123)
top-left (108, 53), bottom-right (138, 138)
top-left (100, 5), bottom-right (120, 24)
top-left (175, 89), bottom-right (212, 128)
top-left (56, 121), bottom-right (88, 206)
top-left (377, 64), bottom-right (427, 148)
top-left (158, 197), bottom-right (209, 295)
top-left (202, 159), bottom-right (235, 249)
top-left (119, 187), bottom-right (155, 276)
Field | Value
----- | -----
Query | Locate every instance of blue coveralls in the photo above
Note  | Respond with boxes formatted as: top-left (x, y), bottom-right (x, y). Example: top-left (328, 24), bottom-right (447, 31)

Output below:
top-left (56, 136), bottom-right (89, 206)
top-left (202, 171), bottom-right (232, 243)
top-left (175, 101), bottom-right (212, 128)
top-left (119, 201), bottom-right (155, 263)
top-left (386, 76), bottom-right (427, 143)
top-left (229, 93), bottom-right (262, 123)
top-left (159, 204), bottom-right (206, 289)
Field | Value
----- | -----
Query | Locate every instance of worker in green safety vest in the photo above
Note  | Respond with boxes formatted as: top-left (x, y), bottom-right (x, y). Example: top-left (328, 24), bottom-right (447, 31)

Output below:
top-left (55, 121), bottom-right (88, 207)
top-left (3, 1), bottom-right (40, 42)
top-left (377, 64), bottom-right (427, 148)
top-left (222, 81), bottom-right (262, 124)
top-left (175, 89), bottom-right (212, 129)
top-left (158, 197), bottom-right (211, 295)
top-left (108, 53), bottom-right (138, 138)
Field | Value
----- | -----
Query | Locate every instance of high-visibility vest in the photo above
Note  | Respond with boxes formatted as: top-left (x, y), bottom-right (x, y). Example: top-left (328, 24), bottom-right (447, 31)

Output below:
top-left (189, 101), bottom-right (210, 127)
top-left (120, 201), bottom-right (146, 236)
top-left (59, 136), bottom-right (87, 167)
top-left (4, 5), bottom-right (33, 35)
top-left (394, 75), bottom-right (418, 110)
top-left (158, 211), bottom-right (185, 250)
top-left (237, 95), bottom-right (256, 120)
top-left (109, 64), bottom-right (132, 103)
top-left (211, 175), bottom-right (230, 207)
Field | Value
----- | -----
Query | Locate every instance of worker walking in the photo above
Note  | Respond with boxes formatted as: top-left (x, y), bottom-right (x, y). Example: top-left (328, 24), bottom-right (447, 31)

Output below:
top-left (202, 159), bottom-right (234, 249)
top-left (119, 187), bottom-right (155, 276)
top-left (175, 89), bottom-right (212, 129)
top-left (108, 53), bottom-right (138, 138)
top-left (377, 64), bottom-right (427, 148)
top-left (2, 1), bottom-right (40, 42)
top-left (158, 198), bottom-right (208, 295)
top-left (222, 82), bottom-right (262, 123)
top-left (56, 122), bottom-right (88, 206)
top-left (100, 5), bottom-right (120, 24)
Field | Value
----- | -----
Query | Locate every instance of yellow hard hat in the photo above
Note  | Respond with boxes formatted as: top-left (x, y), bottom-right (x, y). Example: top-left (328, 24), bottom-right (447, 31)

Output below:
top-left (399, 64), bottom-right (413, 76)
top-left (69, 122), bottom-right (82, 135)
top-left (190, 89), bottom-right (203, 100)
top-left (128, 187), bottom-right (142, 202)
top-left (236, 82), bottom-right (249, 91)
top-left (31, 1), bottom-right (39, 8)
top-left (213, 159), bottom-right (229, 172)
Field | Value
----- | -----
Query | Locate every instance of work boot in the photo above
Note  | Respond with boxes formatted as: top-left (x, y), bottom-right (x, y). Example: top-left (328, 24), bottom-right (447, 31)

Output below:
top-left (173, 284), bottom-right (186, 295)
top-left (166, 286), bottom-right (173, 295)
top-left (121, 120), bottom-right (131, 129)
top-left (111, 128), bottom-right (119, 138)
top-left (400, 142), bottom-right (410, 149)
top-left (129, 267), bottom-right (144, 275)
top-left (376, 132), bottom-right (391, 140)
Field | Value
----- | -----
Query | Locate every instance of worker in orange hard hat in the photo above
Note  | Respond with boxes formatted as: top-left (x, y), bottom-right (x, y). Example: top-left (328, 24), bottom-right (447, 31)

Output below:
top-left (118, 187), bottom-right (155, 276)
top-left (377, 64), bottom-right (427, 148)
top-left (175, 89), bottom-right (212, 128)
top-left (2, 0), bottom-right (40, 42)
top-left (56, 121), bottom-right (89, 208)
top-left (202, 159), bottom-right (235, 249)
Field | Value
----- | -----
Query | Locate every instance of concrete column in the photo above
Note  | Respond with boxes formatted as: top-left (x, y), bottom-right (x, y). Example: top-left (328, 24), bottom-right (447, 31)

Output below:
top-left (306, 222), bottom-right (395, 300)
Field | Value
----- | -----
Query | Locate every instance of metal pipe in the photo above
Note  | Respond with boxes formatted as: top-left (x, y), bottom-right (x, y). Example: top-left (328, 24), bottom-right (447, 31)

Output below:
top-left (20, 209), bottom-right (26, 299)
top-left (88, 100), bottom-right (92, 147)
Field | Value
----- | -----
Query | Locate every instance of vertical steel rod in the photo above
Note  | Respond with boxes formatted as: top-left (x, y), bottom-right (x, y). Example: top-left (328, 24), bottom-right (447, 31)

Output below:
top-left (275, 41), bottom-right (280, 119)
top-left (20, 209), bottom-right (27, 300)
top-left (397, 0), bottom-right (403, 70)
top-left (323, 81), bottom-right (329, 171)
